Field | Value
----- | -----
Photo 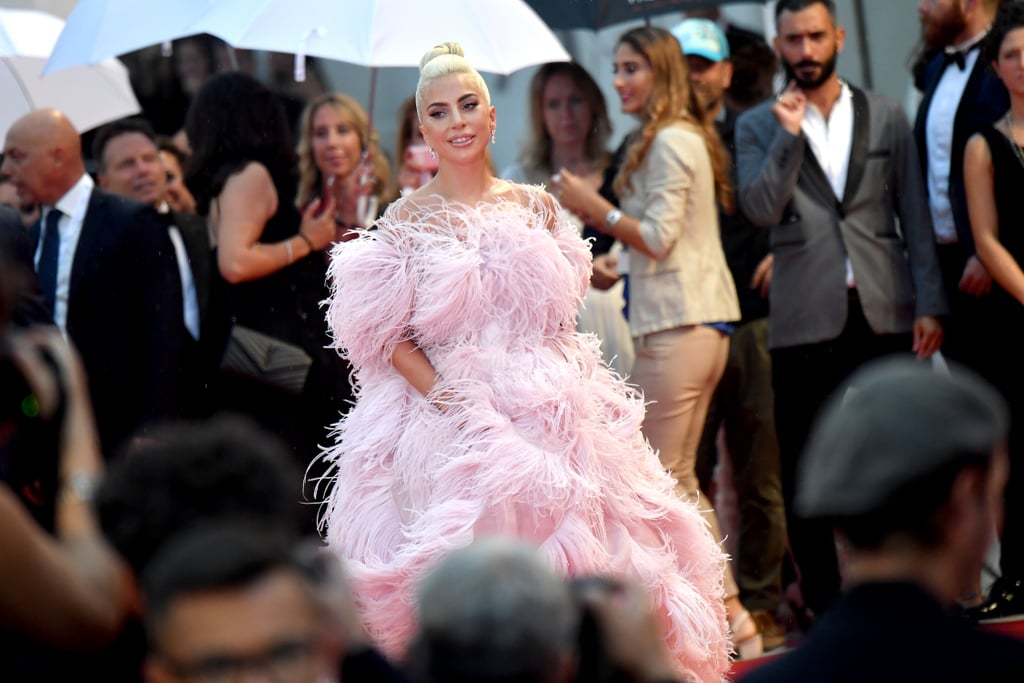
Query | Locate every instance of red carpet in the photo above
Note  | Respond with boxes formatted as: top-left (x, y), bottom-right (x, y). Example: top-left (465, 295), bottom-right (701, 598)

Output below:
top-left (724, 617), bottom-right (1024, 680)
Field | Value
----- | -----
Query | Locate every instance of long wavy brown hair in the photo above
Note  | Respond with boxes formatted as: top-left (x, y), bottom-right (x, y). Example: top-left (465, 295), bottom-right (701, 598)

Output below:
top-left (295, 93), bottom-right (393, 209)
top-left (613, 26), bottom-right (733, 214)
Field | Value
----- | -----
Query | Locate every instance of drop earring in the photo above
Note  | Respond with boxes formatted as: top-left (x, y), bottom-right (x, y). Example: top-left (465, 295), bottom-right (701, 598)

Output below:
top-left (490, 129), bottom-right (496, 145)
top-left (429, 147), bottom-right (436, 159)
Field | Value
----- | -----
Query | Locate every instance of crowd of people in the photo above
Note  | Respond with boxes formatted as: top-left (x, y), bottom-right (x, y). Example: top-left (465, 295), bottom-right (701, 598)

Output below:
top-left (3, 0), bottom-right (1024, 681)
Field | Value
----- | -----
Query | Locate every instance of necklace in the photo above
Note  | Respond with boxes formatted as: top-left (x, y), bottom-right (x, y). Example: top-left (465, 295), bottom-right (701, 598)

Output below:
top-left (1006, 112), bottom-right (1024, 170)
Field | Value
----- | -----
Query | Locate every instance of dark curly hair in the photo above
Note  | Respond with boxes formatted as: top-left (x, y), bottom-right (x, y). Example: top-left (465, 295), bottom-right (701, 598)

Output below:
top-left (96, 415), bottom-right (306, 575)
top-left (184, 72), bottom-right (297, 215)
top-left (983, 0), bottom-right (1024, 66)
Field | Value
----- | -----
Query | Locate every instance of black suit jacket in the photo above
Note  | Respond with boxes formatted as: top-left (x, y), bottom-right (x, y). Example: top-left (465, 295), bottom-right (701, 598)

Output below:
top-left (29, 188), bottom-right (185, 455)
top-left (0, 206), bottom-right (50, 327)
top-left (914, 49), bottom-right (1009, 251)
top-left (164, 209), bottom-right (217, 415)
top-left (738, 582), bottom-right (1024, 682)
top-left (717, 107), bottom-right (769, 323)
top-left (164, 210), bottom-right (212, 334)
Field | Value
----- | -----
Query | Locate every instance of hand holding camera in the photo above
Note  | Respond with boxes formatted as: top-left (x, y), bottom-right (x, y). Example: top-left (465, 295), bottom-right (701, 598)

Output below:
top-left (571, 576), bottom-right (678, 683)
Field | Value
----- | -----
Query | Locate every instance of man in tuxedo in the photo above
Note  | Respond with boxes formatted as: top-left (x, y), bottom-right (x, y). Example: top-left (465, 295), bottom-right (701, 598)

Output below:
top-left (1, 109), bottom-right (184, 456)
top-left (914, 0), bottom-right (1006, 376)
top-left (93, 118), bottom-right (213, 417)
top-left (735, 0), bottom-right (948, 621)
top-left (914, 0), bottom-right (1021, 617)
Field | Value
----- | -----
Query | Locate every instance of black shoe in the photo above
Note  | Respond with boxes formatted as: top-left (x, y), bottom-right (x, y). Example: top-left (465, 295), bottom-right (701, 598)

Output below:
top-left (965, 577), bottom-right (1024, 622)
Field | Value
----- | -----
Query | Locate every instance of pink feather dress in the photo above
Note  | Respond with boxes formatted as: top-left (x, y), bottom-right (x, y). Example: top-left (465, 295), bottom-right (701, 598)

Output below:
top-left (318, 184), bottom-right (730, 682)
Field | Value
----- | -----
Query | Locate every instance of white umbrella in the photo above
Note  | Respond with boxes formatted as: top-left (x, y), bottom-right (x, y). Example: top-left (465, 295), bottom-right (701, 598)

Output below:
top-left (191, 0), bottom-right (570, 76)
top-left (0, 8), bottom-right (139, 139)
top-left (44, 0), bottom-right (211, 75)
top-left (46, 0), bottom-right (569, 78)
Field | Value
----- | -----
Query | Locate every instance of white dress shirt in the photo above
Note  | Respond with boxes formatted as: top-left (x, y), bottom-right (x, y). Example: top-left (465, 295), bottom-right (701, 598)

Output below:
top-left (159, 201), bottom-right (201, 340)
top-left (801, 81), bottom-right (855, 286)
top-left (34, 174), bottom-right (94, 331)
top-left (924, 46), bottom-right (981, 244)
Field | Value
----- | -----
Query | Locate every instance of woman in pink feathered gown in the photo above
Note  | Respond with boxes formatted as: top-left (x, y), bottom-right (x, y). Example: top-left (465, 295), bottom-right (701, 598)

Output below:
top-left (317, 42), bottom-right (731, 682)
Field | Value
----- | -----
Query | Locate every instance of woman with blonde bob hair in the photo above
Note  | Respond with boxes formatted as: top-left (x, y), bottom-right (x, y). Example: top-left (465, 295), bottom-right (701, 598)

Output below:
top-left (553, 26), bottom-right (758, 658)
top-left (316, 40), bottom-right (731, 682)
top-left (296, 93), bottom-right (394, 240)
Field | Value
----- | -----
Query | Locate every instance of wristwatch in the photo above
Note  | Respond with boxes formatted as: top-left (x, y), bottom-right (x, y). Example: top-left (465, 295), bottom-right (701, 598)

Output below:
top-left (60, 470), bottom-right (99, 504)
top-left (604, 208), bottom-right (622, 234)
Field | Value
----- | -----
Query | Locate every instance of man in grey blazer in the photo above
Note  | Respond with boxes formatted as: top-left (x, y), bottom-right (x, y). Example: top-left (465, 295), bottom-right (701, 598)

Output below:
top-left (735, 0), bottom-right (948, 623)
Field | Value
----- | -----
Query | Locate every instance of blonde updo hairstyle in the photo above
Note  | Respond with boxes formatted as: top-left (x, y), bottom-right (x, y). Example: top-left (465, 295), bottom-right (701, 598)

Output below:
top-left (414, 42), bottom-right (491, 121)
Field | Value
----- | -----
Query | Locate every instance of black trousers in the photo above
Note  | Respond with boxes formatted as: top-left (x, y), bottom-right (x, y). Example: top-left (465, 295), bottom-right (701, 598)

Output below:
top-left (771, 292), bottom-right (913, 616)
top-left (935, 242), bottom-right (998, 380)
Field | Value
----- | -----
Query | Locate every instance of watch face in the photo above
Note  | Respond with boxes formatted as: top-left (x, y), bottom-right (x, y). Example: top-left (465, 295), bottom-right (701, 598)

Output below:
top-left (62, 470), bottom-right (98, 503)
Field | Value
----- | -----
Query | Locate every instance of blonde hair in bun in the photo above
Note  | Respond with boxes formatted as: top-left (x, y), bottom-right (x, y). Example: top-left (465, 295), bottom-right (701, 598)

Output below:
top-left (415, 41), bottom-right (490, 119)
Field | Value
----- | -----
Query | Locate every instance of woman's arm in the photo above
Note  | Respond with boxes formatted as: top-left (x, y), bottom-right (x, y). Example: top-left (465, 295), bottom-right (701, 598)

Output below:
top-left (553, 128), bottom-right (696, 261)
top-left (551, 169), bottom-right (660, 259)
top-left (0, 330), bottom-right (133, 649)
top-left (216, 162), bottom-right (336, 284)
top-left (965, 134), bottom-right (1024, 305)
top-left (391, 339), bottom-right (440, 399)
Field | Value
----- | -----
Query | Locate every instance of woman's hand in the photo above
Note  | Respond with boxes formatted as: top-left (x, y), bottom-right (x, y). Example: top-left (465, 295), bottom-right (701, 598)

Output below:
top-left (591, 254), bottom-right (621, 290)
top-left (549, 168), bottom-right (603, 222)
top-left (300, 194), bottom-right (338, 252)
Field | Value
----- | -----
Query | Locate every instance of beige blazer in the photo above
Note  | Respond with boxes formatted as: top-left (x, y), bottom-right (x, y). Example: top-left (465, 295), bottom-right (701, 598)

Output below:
top-left (619, 122), bottom-right (740, 337)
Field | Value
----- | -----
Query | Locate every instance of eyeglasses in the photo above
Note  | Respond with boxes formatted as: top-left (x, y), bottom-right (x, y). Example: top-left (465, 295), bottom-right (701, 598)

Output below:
top-left (157, 636), bottom-right (324, 683)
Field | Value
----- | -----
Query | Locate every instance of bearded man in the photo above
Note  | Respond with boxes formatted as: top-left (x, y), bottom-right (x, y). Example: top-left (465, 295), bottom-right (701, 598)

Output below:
top-left (913, 0), bottom-right (1006, 375)
top-left (915, 0), bottom-right (1018, 620)
top-left (734, 0), bottom-right (948, 622)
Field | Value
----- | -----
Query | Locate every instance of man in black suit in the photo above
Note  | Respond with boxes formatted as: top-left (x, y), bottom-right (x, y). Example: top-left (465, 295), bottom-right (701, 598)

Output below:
top-left (1, 109), bottom-right (184, 456)
top-left (93, 118), bottom-right (213, 418)
top-left (739, 358), bottom-right (1024, 683)
top-left (913, 0), bottom-right (1015, 617)
top-left (914, 0), bottom-right (1006, 372)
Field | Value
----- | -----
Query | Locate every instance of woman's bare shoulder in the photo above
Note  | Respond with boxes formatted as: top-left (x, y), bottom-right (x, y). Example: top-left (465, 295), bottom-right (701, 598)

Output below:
top-left (221, 161), bottom-right (276, 197)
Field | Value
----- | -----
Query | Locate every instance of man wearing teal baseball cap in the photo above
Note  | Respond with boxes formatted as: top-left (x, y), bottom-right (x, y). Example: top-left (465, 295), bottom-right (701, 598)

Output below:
top-left (675, 16), bottom-right (789, 652)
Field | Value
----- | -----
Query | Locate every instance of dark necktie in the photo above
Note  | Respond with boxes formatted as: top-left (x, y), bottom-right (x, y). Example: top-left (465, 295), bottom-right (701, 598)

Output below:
top-left (943, 48), bottom-right (966, 71)
top-left (38, 208), bottom-right (62, 316)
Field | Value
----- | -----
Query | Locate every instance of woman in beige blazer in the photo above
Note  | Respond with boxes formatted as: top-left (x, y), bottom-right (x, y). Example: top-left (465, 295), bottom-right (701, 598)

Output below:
top-left (552, 25), bottom-right (756, 658)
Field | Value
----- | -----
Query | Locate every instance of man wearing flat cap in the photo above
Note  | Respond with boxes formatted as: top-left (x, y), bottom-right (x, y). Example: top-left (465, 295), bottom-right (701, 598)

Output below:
top-left (739, 357), bottom-right (1024, 681)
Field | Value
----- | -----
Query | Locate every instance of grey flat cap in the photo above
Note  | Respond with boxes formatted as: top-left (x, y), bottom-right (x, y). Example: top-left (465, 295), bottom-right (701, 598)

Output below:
top-left (796, 357), bottom-right (1008, 519)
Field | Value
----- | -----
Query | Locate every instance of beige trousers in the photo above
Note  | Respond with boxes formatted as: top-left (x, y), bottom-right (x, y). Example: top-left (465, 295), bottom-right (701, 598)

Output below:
top-left (631, 324), bottom-right (738, 597)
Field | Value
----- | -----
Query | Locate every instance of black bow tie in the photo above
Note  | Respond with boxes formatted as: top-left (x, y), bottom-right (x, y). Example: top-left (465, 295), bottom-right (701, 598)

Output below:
top-left (943, 48), bottom-right (967, 71)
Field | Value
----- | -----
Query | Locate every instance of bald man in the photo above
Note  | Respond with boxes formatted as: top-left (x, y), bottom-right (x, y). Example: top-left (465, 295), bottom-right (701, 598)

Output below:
top-left (1, 110), bottom-right (185, 456)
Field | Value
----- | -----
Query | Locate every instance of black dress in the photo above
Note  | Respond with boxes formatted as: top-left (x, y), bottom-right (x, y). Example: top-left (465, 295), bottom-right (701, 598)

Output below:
top-left (977, 125), bottom-right (1024, 580)
top-left (209, 171), bottom-right (351, 490)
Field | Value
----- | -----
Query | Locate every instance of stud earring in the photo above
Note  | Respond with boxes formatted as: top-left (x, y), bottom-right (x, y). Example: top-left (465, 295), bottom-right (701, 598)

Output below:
top-left (490, 129), bottom-right (496, 145)
top-left (429, 147), bottom-right (436, 159)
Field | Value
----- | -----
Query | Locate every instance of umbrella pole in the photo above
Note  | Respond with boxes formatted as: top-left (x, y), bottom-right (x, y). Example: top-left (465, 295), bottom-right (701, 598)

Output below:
top-left (363, 66), bottom-right (379, 166)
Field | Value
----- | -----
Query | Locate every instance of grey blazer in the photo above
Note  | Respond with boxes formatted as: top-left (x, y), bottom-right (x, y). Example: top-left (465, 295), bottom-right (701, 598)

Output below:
top-left (735, 86), bottom-right (948, 350)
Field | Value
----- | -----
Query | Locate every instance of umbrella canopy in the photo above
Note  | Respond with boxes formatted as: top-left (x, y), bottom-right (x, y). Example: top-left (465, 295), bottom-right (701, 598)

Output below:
top-left (46, 0), bottom-right (570, 77)
top-left (192, 0), bottom-right (570, 76)
top-left (0, 8), bottom-right (139, 139)
top-left (526, 0), bottom-right (763, 31)
top-left (44, 0), bottom-right (211, 75)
